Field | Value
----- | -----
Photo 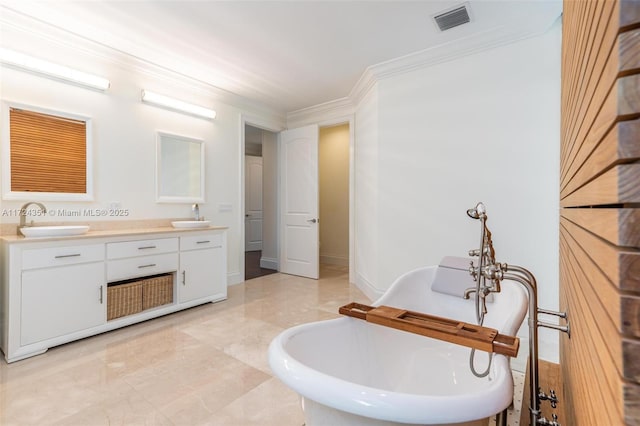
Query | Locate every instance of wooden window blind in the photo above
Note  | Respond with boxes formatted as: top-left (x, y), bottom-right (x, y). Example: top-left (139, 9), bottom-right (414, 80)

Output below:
top-left (9, 107), bottom-right (87, 194)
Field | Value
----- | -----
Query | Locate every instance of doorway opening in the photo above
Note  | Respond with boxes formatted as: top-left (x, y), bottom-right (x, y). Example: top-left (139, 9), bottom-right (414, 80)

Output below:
top-left (244, 119), bottom-right (352, 283)
top-left (318, 123), bottom-right (350, 278)
top-left (278, 122), bottom-right (352, 281)
top-left (244, 124), bottom-right (278, 281)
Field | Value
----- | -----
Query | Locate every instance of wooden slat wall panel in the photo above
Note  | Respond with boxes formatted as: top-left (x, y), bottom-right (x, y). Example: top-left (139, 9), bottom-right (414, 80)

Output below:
top-left (561, 1), bottom-right (618, 184)
top-left (561, 70), bottom-right (628, 197)
top-left (562, 72), bottom-right (640, 200)
top-left (560, 233), bottom-right (624, 424)
top-left (561, 207), bottom-right (640, 251)
top-left (560, 9), bottom-right (640, 196)
top-left (562, 119), bottom-right (640, 198)
top-left (562, 218), bottom-right (640, 353)
top-left (561, 212), bottom-right (640, 291)
top-left (561, 219), bottom-right (620, 334)
top-left (620, 30), bottom-right (640, 73)
top-left (561, 0), bottom-right (600, 141)
top-left (620, 1), bottom-right (640, 30)
top-left (561, 164), bottom-right (640, 206)
top-left (561, 1), bottom-right (640, 425)
top-left (625, 384), bottom-right (640, 425)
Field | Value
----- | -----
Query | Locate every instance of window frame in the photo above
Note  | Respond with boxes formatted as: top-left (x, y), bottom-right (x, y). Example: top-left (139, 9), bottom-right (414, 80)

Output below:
top-left (2, 101), bottom-right (94, 201)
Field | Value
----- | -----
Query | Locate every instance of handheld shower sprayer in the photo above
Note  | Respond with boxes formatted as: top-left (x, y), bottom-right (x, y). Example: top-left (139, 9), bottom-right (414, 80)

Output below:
top-left (463, 202), bottom-right (570, 425)
top-left (464, 202), bottom-right (502, 378)
top-left (465, 202), bottom-right (501, 324)
top-left (466, 202), bottom-right (486, 220)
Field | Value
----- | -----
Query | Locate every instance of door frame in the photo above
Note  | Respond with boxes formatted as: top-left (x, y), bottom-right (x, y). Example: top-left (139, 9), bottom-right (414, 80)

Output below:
top-left (316, 116), bottom-right (355, 283)
top-left (239, 114), bottom-right (355, 284)
top-left (239, 114), bottom-right (284, 284)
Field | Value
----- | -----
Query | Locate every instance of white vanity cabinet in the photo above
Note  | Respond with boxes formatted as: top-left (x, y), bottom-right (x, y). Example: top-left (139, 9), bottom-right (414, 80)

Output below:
top-left (20, 244), bottom-right (105, 346)
top-left (107, 237), bottom-right (179, 282)
top-left (179, 233), bottom-right (226, 303)
top-left (0, 227), bottom-right (227, 363)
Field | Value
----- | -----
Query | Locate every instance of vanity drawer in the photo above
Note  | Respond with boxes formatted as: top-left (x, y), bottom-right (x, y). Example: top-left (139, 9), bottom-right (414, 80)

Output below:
top-left (107, 253), bottom-right (178, 282)
top-left (180, 233), bottom-right (224, 251)
top-left (107, 238), bottom-right (178, 260)
top-left (22, 244), bottom-right (105, 270)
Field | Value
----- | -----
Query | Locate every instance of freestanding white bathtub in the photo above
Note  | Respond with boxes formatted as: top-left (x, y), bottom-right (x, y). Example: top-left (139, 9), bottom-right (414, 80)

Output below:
top-left (268, 263), bottom-right (528, 426)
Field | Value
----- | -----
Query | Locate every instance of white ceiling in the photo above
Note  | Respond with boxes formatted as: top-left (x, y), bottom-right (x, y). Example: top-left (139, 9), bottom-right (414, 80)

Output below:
top-left (0, 1), bottom-right (561, 113)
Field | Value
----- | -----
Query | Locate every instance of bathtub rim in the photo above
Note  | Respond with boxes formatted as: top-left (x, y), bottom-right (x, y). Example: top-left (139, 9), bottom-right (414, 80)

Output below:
top-left (268, 263), bottom-right (528, 424)
top-left (375, 265), bottom-right (529, 339)
top-left (268, 316), bottom-right (515, 424)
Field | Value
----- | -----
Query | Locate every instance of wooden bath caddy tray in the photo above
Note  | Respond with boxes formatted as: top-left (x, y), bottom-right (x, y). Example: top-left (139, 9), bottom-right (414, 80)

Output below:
top-left (339, 303), bottom-right (519, 357)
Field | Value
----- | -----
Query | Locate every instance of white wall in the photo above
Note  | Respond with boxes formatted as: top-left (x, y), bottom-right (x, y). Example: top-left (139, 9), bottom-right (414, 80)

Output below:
top-left (356, 21), bottom-right (561, 361)
top-left (0, 23), bottom-right (285, 284)
top-left (354, 87), bottom-right (380, 299)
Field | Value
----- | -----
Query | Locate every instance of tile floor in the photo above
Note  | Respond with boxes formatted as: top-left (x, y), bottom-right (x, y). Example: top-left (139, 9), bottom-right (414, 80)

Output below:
top-left (244, 250), bottom-right (277, 281)
top-left (0, 265), bottom-right (524, 425)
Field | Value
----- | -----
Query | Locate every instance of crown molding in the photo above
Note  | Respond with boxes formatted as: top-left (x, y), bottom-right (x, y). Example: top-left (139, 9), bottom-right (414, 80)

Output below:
top-left (289, 10), bottom-right (559, 126)
top-left (348, 67), bottom-right (378, 111)
top-left (2, 4), bottom-right (560, 128)
top-left (0, 6), bottom-right (286, 122)
top-left (346, 8), bottom-right (561, 109)
top-left (286, 97), bottom-right (354, 129)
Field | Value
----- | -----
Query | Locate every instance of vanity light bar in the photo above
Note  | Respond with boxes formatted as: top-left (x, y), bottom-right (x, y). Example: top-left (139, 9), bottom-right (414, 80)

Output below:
top-left (0, 47), bottom-right (110, 91)
top-left (141, 90), bottom-right (216, 120)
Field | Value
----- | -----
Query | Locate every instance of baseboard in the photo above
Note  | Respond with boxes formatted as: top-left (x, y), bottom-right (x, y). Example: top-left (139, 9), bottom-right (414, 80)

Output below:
top-left (355, 272), bottom-right (384, 302)
top-left (260, 256), bottom-right (278, 270)
top-left (227, 271), bottom-right (243, 286)
top-left (319, 254), bottom-right (348, 266)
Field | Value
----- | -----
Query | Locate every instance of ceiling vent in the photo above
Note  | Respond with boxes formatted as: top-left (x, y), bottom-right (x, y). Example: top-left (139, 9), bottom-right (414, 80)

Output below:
top-left (433, 4), bottom-right (471, 31)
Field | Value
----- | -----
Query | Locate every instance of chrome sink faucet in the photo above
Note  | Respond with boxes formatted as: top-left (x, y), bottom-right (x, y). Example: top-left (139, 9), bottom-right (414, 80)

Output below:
top-left (19, 202), bottom-right (47, 229)
top-left (192, 203), bottom-right (200, 221)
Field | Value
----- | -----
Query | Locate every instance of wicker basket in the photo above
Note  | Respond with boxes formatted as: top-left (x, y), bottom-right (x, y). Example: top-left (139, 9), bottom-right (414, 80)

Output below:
top-left (142, 274), bottom-right (173, 310)
top-left (107, 281), bottom-right (143, 320)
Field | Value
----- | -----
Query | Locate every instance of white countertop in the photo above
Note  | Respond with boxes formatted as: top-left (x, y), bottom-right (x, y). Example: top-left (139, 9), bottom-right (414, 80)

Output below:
top-left (1, 225), bottom-right (228, 244)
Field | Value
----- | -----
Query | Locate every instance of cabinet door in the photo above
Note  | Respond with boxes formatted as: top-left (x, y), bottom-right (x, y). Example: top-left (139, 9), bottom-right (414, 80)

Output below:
top-left (21, 262), bottom-right (105, 346)
top-left (179, 247), bottom-right (225, 303)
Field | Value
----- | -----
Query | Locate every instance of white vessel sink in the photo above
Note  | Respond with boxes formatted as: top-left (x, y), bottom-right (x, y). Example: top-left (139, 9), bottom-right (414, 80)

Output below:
top-left (171, 220), bottom-right (211, 229)
top-left (20, 225), bottom-right (90, 238)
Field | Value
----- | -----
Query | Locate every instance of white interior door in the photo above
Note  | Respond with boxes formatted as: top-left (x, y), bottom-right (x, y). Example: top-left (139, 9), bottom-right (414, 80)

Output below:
top-left (245, 155), bottom-right (263, 252)
top-left (279, 124), bottom-right (319, 279)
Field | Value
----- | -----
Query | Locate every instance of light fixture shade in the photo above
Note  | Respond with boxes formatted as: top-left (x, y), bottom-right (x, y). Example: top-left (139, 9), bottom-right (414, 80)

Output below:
top-left (0, 48), bottom-right (110, 91)
top-left (141, 90), bottom-right (216, 120)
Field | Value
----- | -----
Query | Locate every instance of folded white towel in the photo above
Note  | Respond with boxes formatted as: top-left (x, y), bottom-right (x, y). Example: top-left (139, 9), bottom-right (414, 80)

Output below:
top-left (431, 256), bottom-right (493, 302)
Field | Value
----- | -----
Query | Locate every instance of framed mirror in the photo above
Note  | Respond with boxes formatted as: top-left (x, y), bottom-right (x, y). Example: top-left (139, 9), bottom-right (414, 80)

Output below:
top-left (156, 132), bottom-right (205, 203)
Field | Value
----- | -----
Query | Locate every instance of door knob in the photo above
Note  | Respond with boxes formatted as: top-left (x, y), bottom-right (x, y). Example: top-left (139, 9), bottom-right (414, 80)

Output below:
top-left (307, 218), bottom-right (318, 224)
